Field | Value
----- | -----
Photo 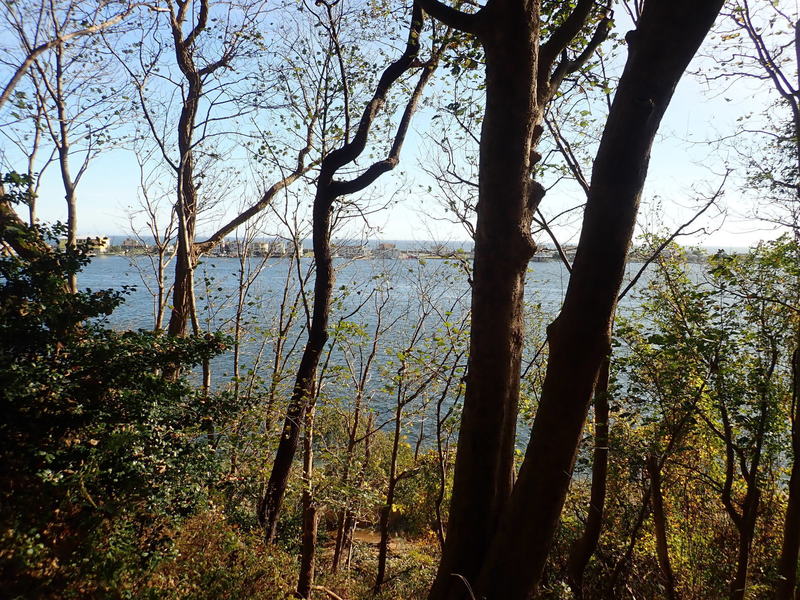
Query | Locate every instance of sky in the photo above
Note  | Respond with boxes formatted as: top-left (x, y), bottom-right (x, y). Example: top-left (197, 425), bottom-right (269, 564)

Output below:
top-left (1, 1), bottom-right (797, 250)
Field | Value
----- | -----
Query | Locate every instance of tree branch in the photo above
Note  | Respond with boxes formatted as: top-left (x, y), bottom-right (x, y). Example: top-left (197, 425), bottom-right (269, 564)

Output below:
top-left (330, 39), bottom-right (441, 198)
top-left (539, 0), bottom-right (596, 77)
top-left (323, 1), bottom-right (425, 179)
top-left (0, 5), bottom-right (144, 109)
top-left (546, 11), bottom-right (612, 100)
top-left (416, 0), bottom-right (482, 34)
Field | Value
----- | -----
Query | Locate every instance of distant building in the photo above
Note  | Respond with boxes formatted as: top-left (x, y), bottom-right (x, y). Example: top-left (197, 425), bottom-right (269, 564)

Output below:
top-left (268, 240), bottom-right (287, 257)
top-left (251, 241), bottom-right (271, 256)
top-left (335, 244), bottom-right (370, 259)
top-left (562, 245), bottom-right (578, 261)
top-left (121, 238), bottom-right (144, 250)
top-left (375, 242), bottom-right (400, 259)
top-left (60, 236), bottom-right (111, 253)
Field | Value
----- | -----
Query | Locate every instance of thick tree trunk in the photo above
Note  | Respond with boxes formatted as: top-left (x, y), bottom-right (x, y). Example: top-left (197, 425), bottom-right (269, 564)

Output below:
top-left (467, 3), bottom-right (723, 598)
top-left (166, 19), bottom-right (203, 338)
top-left (566, 356), bottom-right (610, 598)
top-left (428, 4), bottom-right (541, 597)
top-left (648, 456), bottom-right (678, 600)
top-left (777, 346), bottom-right (800, 600)
top-left (165, 133), bottom-right (200, 337)
top-left (167, 239), bottom-right (196, 337)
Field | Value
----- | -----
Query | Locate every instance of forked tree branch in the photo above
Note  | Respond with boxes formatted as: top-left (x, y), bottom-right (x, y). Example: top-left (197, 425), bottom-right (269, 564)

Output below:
top-left (323, 1), bottom-right (426, 177)
top-left (330, 42), bottom-right (443, 197)
top-left (539, 0), bottom-right (596, 75)
top-left (545, 10), bottom-right (612, 100)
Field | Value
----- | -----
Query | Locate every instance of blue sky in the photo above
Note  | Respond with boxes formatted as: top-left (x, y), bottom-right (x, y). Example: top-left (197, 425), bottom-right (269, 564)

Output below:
top-left (2, 2), bottom-right (796, 249)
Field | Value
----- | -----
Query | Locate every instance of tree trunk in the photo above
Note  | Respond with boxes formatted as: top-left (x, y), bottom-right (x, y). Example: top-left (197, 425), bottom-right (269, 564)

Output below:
top-left (64, 187), bottom-right (77, 293)
top-left (777, 346), bottom-right (800, 600)
top-left (258, 185), bottom-right (333, 541)
top-left (52, 43), bottom-right (79, 294)
top-left (428, 4), bottom-right (541, 596)
top-left (374, 477), bottom-right (398, 594)
top-left (332, 412), bottom-right (360, 573)
top-left (297, 407), bottom-right (317, 599)
top-left (375, 380), bottom-right (407, 593)
top-left (167, 238), bottom-right (197, 337)
top-left (167, 209), bottom-right (198, 337)
top-left (467, 3), bottom-right (724, 598)
top-left (332, 389), bottom-right (366, 573)
top-left (297, 502), bottom-right (318, 599)
top-left (259, 0), bottom-right (428, 542)
top-left (648, 455), bottom-right (678, 600)
top-left (331, 509), bottom-right (351, 574)
top-left (730, 485), bottom-right (760, 600)
top-left (566, 356), bottom-right (610, 598)
top-left (165, 15), bottom-right (203, 338)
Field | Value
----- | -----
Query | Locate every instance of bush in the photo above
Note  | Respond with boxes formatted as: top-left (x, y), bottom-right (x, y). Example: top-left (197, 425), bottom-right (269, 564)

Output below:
top-left (0, 218), bottom-right (230, 597)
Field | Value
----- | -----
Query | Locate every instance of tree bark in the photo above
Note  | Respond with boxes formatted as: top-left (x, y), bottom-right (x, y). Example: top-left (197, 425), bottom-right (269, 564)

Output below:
top-left (648, 455), bottom-right (678, 600)
top-left (374, 476), bottom-right (398, 594)
top-left (52, 44), bottom-right (78, 293)
top-left (566, 356), bottom-right (610, 598)
top-left (730, 486), bottom-right (760, 600)
top-left (777, 345), bottom-right (800, 599)
top-left (165, 4), bottom-right (204, 338)
top-left (423, 0), bottom-right (612, 594)
top-left (258, 183), bottom-right (334, 541)
top-left (427, 3), bottom-right (542, 596)
top-left (466, 3), bottom-right (724, 598)
top-left (297, 406), bottom-right (317, 599)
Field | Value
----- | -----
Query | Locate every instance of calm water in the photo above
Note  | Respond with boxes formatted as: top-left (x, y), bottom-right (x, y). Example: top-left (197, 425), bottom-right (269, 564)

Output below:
top-left (77, 255), bottom-right (656, 424)
top-left (81, 254), bottom-right (577, 331)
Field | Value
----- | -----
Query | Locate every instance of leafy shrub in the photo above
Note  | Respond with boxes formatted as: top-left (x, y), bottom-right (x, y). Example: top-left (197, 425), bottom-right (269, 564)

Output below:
top-left (141, 507), bottom-right (296, 600)
top-left (0, 217), bottom-right (230, 597)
